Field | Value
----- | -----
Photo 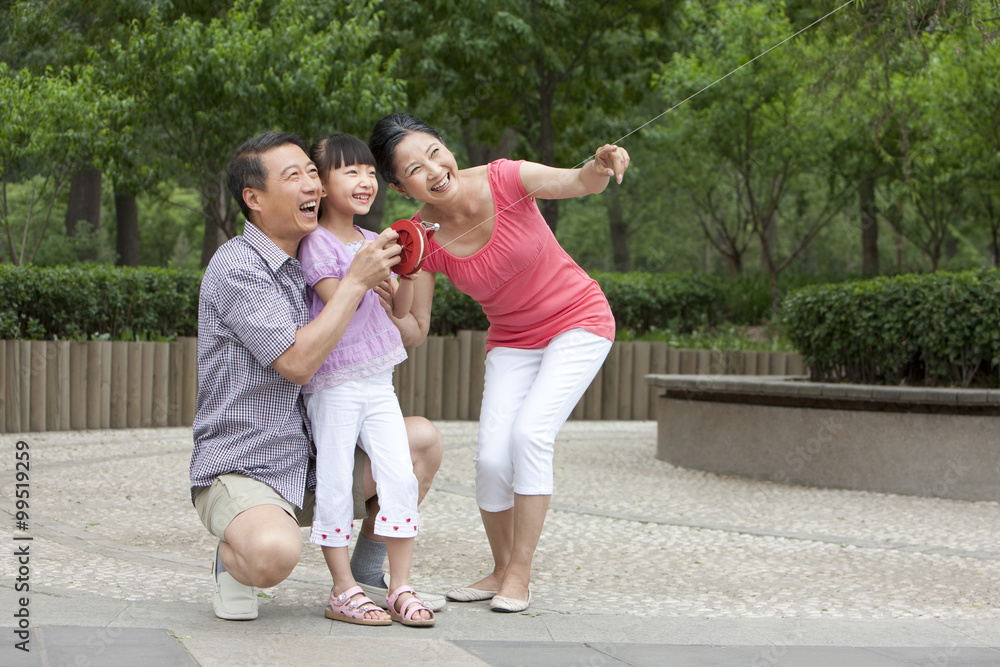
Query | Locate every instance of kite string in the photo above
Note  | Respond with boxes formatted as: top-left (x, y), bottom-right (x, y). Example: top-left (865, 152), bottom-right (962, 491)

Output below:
top-left (421, 0), bottom-right (857, 260)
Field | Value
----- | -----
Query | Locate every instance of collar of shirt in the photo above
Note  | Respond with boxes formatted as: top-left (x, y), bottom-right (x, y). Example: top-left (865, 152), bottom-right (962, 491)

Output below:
top-left (243, 220), bottom-right (300, 273)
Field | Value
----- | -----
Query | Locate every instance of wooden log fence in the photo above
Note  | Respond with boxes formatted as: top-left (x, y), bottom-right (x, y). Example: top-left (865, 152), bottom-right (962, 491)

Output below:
top-left (1, 335), bottom-right (804, 433)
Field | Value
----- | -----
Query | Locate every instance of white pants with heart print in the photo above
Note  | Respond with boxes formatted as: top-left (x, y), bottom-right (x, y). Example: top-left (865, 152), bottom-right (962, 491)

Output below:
top-left (304, 368), bottom-right (419, 547)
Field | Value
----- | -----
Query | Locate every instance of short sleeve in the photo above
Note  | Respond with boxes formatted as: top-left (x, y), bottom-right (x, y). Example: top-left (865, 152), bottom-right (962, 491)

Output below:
top-left (215, 264), bottom-right (299, 366)
top-left (490, 159), bottom-right (528, 209)
top-left (299, 228), bottom-right (345, 287)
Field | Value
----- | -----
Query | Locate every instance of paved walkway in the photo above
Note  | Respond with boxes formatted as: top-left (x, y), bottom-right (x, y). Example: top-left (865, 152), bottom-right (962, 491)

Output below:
top-left (2, 422), bottom-right (999, 665)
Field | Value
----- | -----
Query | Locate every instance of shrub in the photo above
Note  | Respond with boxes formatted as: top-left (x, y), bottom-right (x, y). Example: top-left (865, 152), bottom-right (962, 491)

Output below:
top-left (593, 271), bottom-right (725, 335)
top-left (427, 275), bottom-right (489, 335)
top-left (1, 265), bottom-right (737, 343)
top-left (426, 271), bottom-right (727, 337)
top-left (0, 265), bottom-right (201, 341)
top-left (783, 270), bottom-right (1000, 387)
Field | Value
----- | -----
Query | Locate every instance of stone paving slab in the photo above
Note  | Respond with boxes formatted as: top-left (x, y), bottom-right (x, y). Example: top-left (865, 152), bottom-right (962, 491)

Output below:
top-left (1, 626), bottom-right (197, 667)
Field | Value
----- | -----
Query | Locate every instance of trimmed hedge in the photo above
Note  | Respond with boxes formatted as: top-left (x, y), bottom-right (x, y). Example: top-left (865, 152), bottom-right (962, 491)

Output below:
top-left (593, 271), bottom-right (724, 334)
top-left (430, 271), bottom-right (725, 337)
top-left (0, 265), bottom-right (201, 341)
top-left (1, 265), bottom-right (729, 342)
top-left (783, 269), bottom-right (1000, 388)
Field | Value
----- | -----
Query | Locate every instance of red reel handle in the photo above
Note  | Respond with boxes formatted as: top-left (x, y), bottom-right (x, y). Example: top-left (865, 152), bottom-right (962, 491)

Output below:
top-left (390, 219), bottom-right (428, 276)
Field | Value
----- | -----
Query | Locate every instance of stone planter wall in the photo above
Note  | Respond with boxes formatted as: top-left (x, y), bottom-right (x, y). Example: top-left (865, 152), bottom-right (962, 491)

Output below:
top-left (645, 375), bottom-right (1000, 502)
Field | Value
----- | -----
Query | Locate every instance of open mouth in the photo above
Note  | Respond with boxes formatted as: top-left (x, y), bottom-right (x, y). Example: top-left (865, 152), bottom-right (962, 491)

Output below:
top-left (430, 173), bottom-right (450, 192)
top-left (299, 201), bottom-right (317, 215)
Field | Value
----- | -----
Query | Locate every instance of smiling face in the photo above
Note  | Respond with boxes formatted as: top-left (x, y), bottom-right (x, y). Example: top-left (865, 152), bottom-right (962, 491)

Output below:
top-left (245, 143), bottom-right (321, 254)
top-left (391, 131), bottom-right (460, 203)
top-left (319, 161), bottom-right (378, 225)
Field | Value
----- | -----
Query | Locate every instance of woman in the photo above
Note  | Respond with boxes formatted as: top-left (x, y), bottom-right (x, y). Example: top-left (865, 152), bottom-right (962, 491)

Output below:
top-left (369, 113), bottom-right (628, 612)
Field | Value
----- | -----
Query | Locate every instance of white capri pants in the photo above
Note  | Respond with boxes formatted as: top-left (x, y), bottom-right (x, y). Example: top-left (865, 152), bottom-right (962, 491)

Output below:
top-left (304, 368), bottom-right (419, 547)
top-left (476, 328), bottom-right (613, 511)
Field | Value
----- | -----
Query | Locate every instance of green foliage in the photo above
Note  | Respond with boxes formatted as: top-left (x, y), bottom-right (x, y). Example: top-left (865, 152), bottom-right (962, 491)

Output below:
top-left (109, 0), bottom-right (406, 255)
top-left (594, 270), bottom-right (725, 335)
top-left (3, 0), bottom-right (1000, 280)
top-left (618, 323), bottom-right (794, 352)
top-left (0, 264), bottom-right (201, 340)
top-left (783, 270), bottom-right (1000, 387)
top-left (420, 271), bottom-right (736, 339)
top-left (0, 63), bottom-right (128, 264)
top-left (427, 275), bottom-right (489, 336)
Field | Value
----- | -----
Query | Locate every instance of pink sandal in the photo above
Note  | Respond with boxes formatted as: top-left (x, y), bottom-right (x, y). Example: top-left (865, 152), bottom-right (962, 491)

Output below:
top-left (386, 584), bottom-right (436, 627)
top-left (325, 586), bottom-right (391, 626)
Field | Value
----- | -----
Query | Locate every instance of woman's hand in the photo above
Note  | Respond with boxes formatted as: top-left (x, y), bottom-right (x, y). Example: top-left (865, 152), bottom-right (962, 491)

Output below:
top-left (593, 144), bottom-right (630, 184)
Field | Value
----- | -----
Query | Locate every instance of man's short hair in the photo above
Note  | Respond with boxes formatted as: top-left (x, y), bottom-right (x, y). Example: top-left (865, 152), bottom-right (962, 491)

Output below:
top-left (227, 131), bottom-right (309, 221)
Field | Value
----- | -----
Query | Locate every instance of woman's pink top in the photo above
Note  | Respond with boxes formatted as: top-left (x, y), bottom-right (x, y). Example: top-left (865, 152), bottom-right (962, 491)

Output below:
top-left (418, 159), bottom-right (615, 352)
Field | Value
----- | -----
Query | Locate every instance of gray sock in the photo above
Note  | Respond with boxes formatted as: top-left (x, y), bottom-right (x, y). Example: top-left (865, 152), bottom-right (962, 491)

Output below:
top-left (350, 533), bottom-right (387, 587)
top-left (215, 542), bottom-right (227, 575)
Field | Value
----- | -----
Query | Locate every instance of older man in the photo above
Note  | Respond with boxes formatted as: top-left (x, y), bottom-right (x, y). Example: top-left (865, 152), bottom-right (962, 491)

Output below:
top-left (190, 131), bottom-right (442, 620)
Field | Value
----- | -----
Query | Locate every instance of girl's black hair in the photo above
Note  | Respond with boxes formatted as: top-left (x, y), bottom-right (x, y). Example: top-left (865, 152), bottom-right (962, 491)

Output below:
top-left (309, 133), bottom-right (376, 177)
top-left (368, 113), bottom-right (443, 185)
top-left (309, 134), bottom-right (377, 221)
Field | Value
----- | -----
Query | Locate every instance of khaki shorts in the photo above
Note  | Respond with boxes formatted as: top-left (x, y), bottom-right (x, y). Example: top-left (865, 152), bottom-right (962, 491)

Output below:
top-left (193, 447), bottom-right (367, 540)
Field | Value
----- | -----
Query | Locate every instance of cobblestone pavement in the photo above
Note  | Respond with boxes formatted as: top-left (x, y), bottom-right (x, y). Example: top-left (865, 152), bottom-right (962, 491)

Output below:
top-left (2, 422), bottom-right (999, 665)
top-left (6, 422), bottom-right (1000, 618)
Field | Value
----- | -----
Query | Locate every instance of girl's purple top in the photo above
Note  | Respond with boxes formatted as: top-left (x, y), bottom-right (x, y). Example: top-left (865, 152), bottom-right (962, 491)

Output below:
top-left (297, 225), bottom-right (406, 394)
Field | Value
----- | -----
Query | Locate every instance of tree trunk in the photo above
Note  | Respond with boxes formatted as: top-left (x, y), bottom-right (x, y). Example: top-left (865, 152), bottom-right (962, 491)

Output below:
top-left (200, 217), bottom-right (228, 268)
top-left (114, 187), bottom-right (139, 267)
top-left (537, 82), bottom-right (560, 233)
top-left (725, 251), bottom-right (743, 278)
top-left (199, 173), bottom-right (237, 267)
top-left (860, 177), bottom-right (879, 276)
top-left (759, 217), bottom-right (777, 273)
top-left (606, 185), bottom-right (630, 271)
top-left (539, 199), bottom-right (560, 234)
top-left (65, 167), bottom-right (102, 262)
top-left (462, 126), bottom-right (518, 167)
top-left (987, 195), bottom-right (999, 267)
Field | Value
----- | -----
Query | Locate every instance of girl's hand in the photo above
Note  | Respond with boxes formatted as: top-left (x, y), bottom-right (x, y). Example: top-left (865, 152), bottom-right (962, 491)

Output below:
top-left (374, 277), bottom-right (395, 317)
top-left (593, 144), bottom-right (631, 184)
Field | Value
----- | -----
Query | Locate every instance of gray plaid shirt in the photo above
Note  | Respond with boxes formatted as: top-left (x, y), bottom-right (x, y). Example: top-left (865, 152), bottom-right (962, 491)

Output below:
top-left (190, 222), bottom-right (316, 507)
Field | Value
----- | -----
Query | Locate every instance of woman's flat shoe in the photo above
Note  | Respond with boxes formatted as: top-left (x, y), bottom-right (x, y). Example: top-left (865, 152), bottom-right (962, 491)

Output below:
top-left (446, 587), bottom-right (497, 602)
top-left (489, 590), bottom-right (532, 613)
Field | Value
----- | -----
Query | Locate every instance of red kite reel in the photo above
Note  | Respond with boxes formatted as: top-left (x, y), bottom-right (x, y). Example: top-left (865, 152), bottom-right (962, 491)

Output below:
top-left (390, 219), bottom-right (439, 276)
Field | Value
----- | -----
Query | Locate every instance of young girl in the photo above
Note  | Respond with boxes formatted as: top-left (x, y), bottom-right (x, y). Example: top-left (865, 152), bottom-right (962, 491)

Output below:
top-left (298, 134), bottom-right (433, 627)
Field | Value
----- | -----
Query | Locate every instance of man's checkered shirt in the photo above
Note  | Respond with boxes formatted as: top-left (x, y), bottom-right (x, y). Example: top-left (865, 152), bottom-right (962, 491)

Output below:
top-left (190, 222), bottom-right (316, 508)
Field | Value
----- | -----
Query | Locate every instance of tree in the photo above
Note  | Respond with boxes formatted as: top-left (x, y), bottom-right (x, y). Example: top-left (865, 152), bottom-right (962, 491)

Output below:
top-left (1, 0), bottom-right (236, 265)
top-left (112, 0), bottom-right (405, 266)
top-left (0, 64), bottom-right (124, 265)
top-left (657, 1), bottom-right (850, 311)
top-left (382, 0), bottom-right (679, 237)
top-left (918, 11), bottom-right (1000, 267)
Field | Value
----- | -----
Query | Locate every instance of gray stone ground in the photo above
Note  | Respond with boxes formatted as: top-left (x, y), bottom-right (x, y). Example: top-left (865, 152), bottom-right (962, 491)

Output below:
top-left (2, 421), bottom-right (999, 666)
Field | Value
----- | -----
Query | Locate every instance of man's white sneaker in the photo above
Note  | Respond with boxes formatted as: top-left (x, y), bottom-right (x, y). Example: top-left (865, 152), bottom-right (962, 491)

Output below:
top-left (212, 541), bottom-right (259, 620)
